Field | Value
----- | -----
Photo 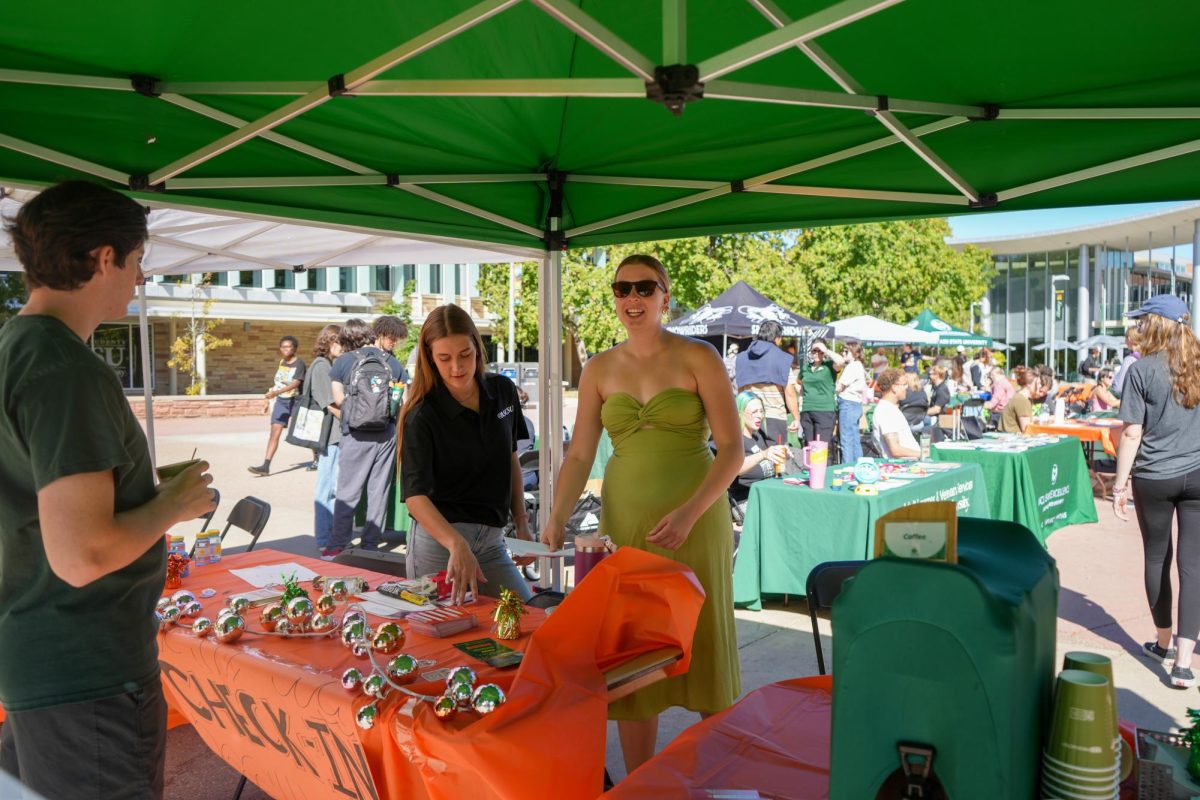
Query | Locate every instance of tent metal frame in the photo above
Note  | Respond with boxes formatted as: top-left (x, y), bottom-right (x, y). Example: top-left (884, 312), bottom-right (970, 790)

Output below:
top-left (5, 0), bottom-right (1200, 533)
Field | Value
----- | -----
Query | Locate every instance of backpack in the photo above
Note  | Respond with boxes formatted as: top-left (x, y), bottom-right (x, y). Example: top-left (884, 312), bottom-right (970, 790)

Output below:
top-left (342, 350), bottom-right (393, 431)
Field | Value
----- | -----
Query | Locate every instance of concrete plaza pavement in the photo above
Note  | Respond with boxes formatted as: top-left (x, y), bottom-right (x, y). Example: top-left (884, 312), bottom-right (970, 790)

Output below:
top-left (152, 411), bottom-right (1191, 797)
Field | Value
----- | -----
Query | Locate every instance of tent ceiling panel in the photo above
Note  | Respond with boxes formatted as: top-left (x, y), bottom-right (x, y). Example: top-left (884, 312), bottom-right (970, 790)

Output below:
top-left (2, 1), bottom-right (1199, 252)
top-left (0, 194), bottom-right (527, 275)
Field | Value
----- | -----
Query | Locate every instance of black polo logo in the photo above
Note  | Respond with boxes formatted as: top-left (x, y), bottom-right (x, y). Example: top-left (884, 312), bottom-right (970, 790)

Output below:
top-left (497, 405), bottom-right (514, 420)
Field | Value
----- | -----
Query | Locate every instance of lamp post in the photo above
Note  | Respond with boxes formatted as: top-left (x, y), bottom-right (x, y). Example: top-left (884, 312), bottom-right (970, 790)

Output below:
top-left (1049, 274), bottom-right (1071, 375)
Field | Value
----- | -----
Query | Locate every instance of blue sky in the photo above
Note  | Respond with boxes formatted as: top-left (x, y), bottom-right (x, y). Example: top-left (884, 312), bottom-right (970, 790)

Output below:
top-left (947, 202), bottom-right (1195, 263)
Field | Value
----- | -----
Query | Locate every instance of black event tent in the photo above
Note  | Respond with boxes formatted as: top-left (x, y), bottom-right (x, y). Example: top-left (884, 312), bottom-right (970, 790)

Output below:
top-left (666, 280), bottom-right (831, 339)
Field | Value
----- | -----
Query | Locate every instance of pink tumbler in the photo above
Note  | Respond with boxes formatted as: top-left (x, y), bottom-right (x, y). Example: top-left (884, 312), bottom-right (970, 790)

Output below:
top-left (803, 439), bottom-right (829, 489)
top-left (573, 535), bottom-right (611, 586)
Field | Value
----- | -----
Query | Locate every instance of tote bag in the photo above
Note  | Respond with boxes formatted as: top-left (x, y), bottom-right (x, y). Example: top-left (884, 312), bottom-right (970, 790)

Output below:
top-left (286, 362), bottom-right (334, 454)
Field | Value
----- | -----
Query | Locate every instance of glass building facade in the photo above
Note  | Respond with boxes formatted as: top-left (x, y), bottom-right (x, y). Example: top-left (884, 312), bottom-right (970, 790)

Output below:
top-left (984, 247), bottom-right (1193, 375)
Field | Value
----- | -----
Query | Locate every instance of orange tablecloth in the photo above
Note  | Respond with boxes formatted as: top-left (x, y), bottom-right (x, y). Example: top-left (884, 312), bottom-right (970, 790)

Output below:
top-left (157, 546), bottom-right (704, 800)
top-left (1027, 421), bottom-right (1119, 458)
top-left (610, 676), bottom-right (1139, 800)
top-left (609, 676), bottom-right (833, 799)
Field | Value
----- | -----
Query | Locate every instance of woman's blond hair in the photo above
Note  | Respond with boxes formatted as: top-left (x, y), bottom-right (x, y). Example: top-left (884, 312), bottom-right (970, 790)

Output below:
top-left (614, 253), bottom-right (670, 290)
top-left (397, 304), bottom-right (487, 450)
top-left (1136, 311), bottom-right (1200, 408)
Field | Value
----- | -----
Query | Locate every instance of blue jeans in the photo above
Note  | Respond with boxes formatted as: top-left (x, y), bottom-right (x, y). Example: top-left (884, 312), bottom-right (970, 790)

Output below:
top-left (838, 398), bottom-right (863, 464)
top-left (406, 521), bottom-right (532, 602)
top-left (313, 442), bottom-right (340, 548)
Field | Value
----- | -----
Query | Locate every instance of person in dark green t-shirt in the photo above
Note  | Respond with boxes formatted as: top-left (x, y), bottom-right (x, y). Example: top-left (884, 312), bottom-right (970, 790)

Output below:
top-left (0, 181), bottom-right (215, 799)
top-left (797, 338), bottom-right (842, 446)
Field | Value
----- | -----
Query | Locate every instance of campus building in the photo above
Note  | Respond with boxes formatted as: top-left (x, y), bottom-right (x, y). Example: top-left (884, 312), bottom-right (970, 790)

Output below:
top-left (99, 263), bottom-right (504, 398)
top-left (951, 204), bottom-right (1199, 374)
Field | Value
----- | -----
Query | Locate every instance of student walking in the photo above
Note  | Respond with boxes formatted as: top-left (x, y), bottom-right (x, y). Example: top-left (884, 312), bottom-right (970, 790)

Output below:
top-left (248, 336), bottom-right (305, 476)
top-left (1113, 295), bottom-right (1200, 688)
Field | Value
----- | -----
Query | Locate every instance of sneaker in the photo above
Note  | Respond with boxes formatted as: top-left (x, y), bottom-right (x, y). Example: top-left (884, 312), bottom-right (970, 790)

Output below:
top-left (1144, 641), bottom-right (1177, 664)
top-left (306, 462), bottom-right (319, 472)
top-left (319, 547), bottom-right (344, 561)
top-left (1170, 665), bottom-right (1196, 689)
top-left (247, 464), bottom-right (269, 476)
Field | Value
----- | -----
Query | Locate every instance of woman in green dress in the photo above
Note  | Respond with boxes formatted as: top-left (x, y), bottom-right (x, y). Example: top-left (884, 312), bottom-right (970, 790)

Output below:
top-left (543, 254), bottom-right (743, 774)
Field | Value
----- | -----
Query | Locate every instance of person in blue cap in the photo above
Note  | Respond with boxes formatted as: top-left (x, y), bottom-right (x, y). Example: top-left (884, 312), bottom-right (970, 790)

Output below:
top-left (1112, 294), bottom-right (1200, 688)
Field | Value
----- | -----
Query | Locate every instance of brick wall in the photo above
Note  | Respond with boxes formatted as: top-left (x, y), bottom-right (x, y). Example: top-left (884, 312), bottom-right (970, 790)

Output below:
top-left (127, 395), bottom-right (265, 420)
top-left (150, 320), bottom-right (331, 395)
top-left (203, 321), bottom-right (329, 395)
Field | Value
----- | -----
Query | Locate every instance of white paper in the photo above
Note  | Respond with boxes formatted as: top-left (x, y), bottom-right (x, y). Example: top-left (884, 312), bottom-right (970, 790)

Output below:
top-left (504, 538), bottom-right (575, 559)
top-left (229, 562), bottom-right (319, 589)
top-left (357, 590), bottom-right (432, 616)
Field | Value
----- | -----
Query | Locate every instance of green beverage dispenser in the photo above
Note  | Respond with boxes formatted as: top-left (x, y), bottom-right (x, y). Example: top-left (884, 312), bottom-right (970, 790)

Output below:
top-left (829, 518), bottom-right (1058, 800)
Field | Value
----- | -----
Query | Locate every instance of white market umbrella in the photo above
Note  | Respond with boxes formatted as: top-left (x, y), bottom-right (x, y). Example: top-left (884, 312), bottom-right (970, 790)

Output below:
top-left (829, 315), bottom-right (940, 345)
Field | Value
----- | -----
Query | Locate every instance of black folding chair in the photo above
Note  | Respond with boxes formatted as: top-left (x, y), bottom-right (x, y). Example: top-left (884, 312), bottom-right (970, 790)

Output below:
top-left (332, 547), bottom-right (407, 577)
top-left (804, 560), bottom-right (866, 675)
top-left (196, 487), bottom-right (220, 534)
top-left (216, 496), bottom-right (271, 553)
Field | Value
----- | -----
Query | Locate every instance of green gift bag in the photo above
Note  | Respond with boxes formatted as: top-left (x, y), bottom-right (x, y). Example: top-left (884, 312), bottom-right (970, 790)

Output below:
top-left (830, 517), bottom-right (1058, 800)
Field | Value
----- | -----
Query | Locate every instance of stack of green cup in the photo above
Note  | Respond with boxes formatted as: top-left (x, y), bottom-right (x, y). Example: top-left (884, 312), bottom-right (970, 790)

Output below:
top-left (1042, 668), bottom-right (1119, 799)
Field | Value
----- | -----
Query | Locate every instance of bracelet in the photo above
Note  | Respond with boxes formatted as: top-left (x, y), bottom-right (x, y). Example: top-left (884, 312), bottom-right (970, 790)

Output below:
top-left (1112, 486), bottom-right (1128, 496)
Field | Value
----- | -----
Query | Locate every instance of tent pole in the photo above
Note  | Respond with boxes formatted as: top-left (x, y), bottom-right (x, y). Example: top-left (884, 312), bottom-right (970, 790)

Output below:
top-left (537, 195), bottom-right (564, 590)
top-left (137, 284), bottom-right (157, 468)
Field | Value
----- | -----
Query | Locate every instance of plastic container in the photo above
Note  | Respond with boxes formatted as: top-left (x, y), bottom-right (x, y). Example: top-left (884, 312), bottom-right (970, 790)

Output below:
top-left (193, 534), bottom-right (211, 568)
top-left (830, 518), bottom-right (1058, 800)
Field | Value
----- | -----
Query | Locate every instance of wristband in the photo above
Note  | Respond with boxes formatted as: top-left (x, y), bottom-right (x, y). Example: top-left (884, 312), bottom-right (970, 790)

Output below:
top-left (1112, 486), bottom-right (1128, 496)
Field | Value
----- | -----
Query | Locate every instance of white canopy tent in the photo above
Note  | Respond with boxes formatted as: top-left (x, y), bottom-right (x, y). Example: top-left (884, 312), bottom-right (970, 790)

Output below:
top-left (829, 314), bottom-right (940, 345)
top-left (0, 189), bottom-right (520, 464)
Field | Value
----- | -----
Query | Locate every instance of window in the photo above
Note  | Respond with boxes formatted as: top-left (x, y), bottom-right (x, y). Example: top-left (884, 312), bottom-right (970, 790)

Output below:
top-left (454, 264), bottom-right (462, 296)
top-left (309, 269), bottom-right (327, 291)
top-left (237, 270), bottom-right (260, 288)
top-left (372, 265), bottom-right (393, 292)
top-left (273, 269), bottom-right (295, 290)
top-left (401, 264), bottom-right (416, 289)
top-left (427, 263), bottom-right (441, 294)
top-left (338, 267), bottom-right (356, 293)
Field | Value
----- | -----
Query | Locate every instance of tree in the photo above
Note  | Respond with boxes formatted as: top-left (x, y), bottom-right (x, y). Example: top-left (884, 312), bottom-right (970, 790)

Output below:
top-left (377, 279), bottom-right (418, 363)
top-left (475, 221), bottom-right (992, 367)
top-left (477, 262), bottom-right (540, 355)
top-left (786, 218), bottom-right (994, 329)
top-left (167, 277), bottom-right (233, 395)
top-left (0, 272), bottom-right (25, 326)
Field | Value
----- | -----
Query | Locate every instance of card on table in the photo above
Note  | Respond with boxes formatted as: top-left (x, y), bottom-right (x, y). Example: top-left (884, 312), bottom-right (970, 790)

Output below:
top-left (453, 637), bottom-right (523, 668)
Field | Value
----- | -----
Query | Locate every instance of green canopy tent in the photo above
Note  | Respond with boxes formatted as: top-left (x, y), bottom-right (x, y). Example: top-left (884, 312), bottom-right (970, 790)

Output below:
top-left (907, 309), bottom-right (992, 348)
top-left (3, 0), bottom-right (1200, 531)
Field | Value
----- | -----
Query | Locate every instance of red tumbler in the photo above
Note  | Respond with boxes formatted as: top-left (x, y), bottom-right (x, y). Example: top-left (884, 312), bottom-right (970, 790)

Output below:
top-left (573, 535), bottom-right (612, 586)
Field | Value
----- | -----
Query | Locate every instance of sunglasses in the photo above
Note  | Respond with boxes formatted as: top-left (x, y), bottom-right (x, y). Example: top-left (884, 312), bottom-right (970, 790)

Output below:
top-left (611, 279), bottom-right (666, 298)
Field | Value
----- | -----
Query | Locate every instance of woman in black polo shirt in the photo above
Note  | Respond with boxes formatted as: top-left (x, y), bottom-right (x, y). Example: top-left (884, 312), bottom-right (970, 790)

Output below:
top-left (399, 305), bottom-right (533, 604)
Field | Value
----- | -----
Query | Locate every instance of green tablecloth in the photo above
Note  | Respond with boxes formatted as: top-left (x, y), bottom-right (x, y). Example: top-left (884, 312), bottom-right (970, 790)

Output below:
top-left (353, 462), bottom-right (411, 534)
top-left (732, 462), bottom-right (989, 610)
top-left (929, 436), bottom-right (1097, 544)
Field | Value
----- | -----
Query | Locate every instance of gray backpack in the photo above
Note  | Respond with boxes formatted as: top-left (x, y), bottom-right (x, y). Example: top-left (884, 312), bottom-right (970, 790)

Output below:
top-left (343, 350), bottom-right (392, 431)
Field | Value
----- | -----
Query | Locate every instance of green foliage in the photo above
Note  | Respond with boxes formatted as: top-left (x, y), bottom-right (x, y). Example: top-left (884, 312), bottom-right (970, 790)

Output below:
top-left (787, 219), bottom-right (995, 329)
top-left (166, 278), bottom-right (233, 396)
top-left (0, 272), bottom-right (25, 326)
top-left (476, 221), bottom-right (992, 362)
top-left (377, 280), bottom-right (417, 362)
top-left (477, 262), bottom-right (540, 353)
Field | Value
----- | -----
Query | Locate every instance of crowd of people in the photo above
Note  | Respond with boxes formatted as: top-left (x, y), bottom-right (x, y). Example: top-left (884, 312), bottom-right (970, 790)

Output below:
top-left (4, 178), bottom-right (1200, 798)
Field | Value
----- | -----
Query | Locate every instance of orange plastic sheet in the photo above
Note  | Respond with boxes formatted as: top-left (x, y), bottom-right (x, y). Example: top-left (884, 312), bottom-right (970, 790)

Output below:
top-left (393, 546), bottom-right (706, 800)
top-left (607, 676), bottom-right (833, 800)
top-left (151, 546), bottom-right (703, 800)
top-left (1027, 421), bottom-right (1118, 458)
